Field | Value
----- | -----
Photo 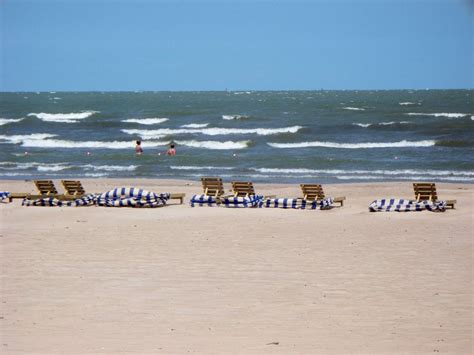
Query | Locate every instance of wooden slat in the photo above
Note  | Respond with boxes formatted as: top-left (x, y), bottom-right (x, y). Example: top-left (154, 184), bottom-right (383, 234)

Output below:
top-left (300, 184), bottom-right (325, 200)
top-left (34, 180), bottom-right (58, 195)
top-left (61, 180), bottom-right (86, 196)
top-left (231, 181), bottom-right (255, 197)
top-left (201, 177), bottom-right (225, 197)
top-left (413, 183), bottom-right (437, 201)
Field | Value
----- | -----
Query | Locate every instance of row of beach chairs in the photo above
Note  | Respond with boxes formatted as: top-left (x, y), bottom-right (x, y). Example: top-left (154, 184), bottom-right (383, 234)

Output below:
top-left (5, 178), bottom-right (456, 209)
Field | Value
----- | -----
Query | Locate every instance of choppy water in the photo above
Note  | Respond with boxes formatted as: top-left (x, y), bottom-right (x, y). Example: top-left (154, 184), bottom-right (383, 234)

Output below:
top-left (0, 90), bottom-right (473, 183)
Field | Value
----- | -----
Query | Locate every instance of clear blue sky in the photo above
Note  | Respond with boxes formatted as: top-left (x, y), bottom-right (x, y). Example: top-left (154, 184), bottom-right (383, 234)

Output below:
top-left (1, 0), bottom-right (472, 91)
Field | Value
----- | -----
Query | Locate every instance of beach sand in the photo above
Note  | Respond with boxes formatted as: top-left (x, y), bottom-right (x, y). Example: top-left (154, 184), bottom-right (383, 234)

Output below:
top-left (0, 179), bottom-right (472, 354)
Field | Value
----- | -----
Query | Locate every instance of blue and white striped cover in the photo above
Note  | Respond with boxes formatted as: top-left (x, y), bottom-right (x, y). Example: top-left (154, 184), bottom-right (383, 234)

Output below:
top-left (0, 192), bottom-right (10, 202)
top-left (222, 195), bottom-right (264, 208)
top-left (260, 197), bottom-right (334, 209)
top-left (95, 188), bottom-right (170, 208)
top-left (190, 194), bottom-right (220, 207)
top-left (22, 194), bottom-right (97, 207)
top-left (369, 198), bottom-right (447, 212)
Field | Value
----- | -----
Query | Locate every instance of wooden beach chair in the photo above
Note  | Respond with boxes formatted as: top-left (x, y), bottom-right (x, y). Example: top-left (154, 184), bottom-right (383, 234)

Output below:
top-left (413, 183), bottom-right (456, 209)
top-left (61, 180), bottom-right (86, 197)
top-left (231, 181), bottom-right (276, 199)
top-left (201, 177), bottom-right (232, 198)
top-left (300, 184), bottom-right (346, 206)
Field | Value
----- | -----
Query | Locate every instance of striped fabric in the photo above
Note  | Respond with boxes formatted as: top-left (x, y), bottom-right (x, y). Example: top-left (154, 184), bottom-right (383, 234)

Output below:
top-left (0, 192), bottom-right (10, 202)
top-left (22, 194), bottom-right (97, 207)
top-left (190, 194), bottom-right (219, 207)
top-left (95, 188), bottom-right (170, 208)
top-left (369, 198), bottom-right (447, 212)
top-left (260, 197), bottom-right (334, 209)
top-left (222, 195), bottom-right (264, 208)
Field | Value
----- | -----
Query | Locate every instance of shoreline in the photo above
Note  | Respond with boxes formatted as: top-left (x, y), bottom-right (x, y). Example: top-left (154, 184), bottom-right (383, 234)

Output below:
top-left (1, 179), bottom-right (472, 353)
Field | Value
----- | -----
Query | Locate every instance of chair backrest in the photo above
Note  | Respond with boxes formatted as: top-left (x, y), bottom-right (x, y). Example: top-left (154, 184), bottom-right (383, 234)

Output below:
top-left (231, 181), bottom-right (256, 197)
top-left (201, 177), bottom-right (225, 197)
top-left (34, 180), bottom-right (58, 195)
top-left (300, 184), bottom-right (325, 201)
top-left (413, 183), bottom-right (438, 201)
top-left (62, 180), bottom-right (86, 196)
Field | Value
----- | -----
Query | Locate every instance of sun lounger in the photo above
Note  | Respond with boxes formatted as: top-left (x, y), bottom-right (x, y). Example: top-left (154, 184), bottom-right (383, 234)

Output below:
top-left (231, 181), bottom-right (276, 199)
top-left (61, 180), bottom-right (86, 196)
top-left (300, 184), bottom-right (345, 206)
top-left (190, 177), bottom-right (233, 206)
top-left (413, 182), bottom-right (456, 209)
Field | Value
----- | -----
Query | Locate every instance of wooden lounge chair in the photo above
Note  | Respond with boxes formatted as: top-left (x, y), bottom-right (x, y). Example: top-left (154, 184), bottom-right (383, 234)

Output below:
top-left (61, 180), bottom-right (86, 196)
top-left (231, 181), bottom-right (276, 199)
top-left (413, 182), bottom-right (456, 209)
top-left (300, 184), bottom-right (346, 206)
top-left (201, 177), bottom-right (232, 198)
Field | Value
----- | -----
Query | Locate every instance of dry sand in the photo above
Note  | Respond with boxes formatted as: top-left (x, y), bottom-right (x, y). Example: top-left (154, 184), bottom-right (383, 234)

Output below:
top-left (0, 179), bottom-right (472, 354)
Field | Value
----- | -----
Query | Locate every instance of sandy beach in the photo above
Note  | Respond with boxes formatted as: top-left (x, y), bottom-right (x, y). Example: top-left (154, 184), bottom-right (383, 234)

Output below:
top-left (0, 179), bottom-right (472, 354)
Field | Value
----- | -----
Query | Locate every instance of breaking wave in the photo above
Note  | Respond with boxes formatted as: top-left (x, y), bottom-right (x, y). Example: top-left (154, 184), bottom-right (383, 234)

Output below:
top-left (27, 111), bottom-right (99, 123)
top-left (222, 114), bottom-right (249, 120)
top-left (0, 133), bottom-right (57, 144)
top-left (405, 112), bottom-right (470, 118)
top-left (180, 123), bottom-right (209, 128)
top-left (19, 138), bottom-right (169, 149)
top-left (268, 140), bottom-right (436, 149)
top-left (122, 126), bottom-right (302, 137)
top-left (122, 118), bottom-right (169, 125)
top-left (0, 118), bottom-right (24, 126)
top-left (174, 140), bottom-right (250, 150)
top-left (343, 107), bottom-right (365, 111)
top-left (352, 121), bottom-right (412, 128)
top-left (170, 165), bottom-right (234, 170)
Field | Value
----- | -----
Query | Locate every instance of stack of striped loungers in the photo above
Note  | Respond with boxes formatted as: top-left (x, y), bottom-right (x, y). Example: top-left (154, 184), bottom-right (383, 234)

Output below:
top-left (369, 198), bottom-right (447, 212)
top-left (21, 188), bottom-right (170, 208)
top-left (190, 195), bottom-right (334, 209)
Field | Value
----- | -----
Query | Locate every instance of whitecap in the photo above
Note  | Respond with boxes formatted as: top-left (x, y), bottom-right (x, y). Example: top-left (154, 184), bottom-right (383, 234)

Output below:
top-left (20, 138), bottom-right (169, 149)
top-left (343, 107), bottom-right (365, 111)
top-left (0, 118), bottom-right (24, 126)
top-left (180, 123), bottom-right (209, 128)
top-left (399, 102), bottom-right (417, 106)
top-left (352, 123), bottom-right (372, 128)
top-left (170, 165), bottom-right (234, 170)
top-left (122, 126), bottom-right (302, 137)
top-left (267, 140), bottom-right (435, 149)
top-left (405, 112), bottom-right (469, 118)
top-left (122, 118), bottom-right (169, 125)
top-left (175, 140), bottom-right (250, 150)
top-left (27, 111), bottom-right (99, 123)
top-left (0, 133), bottom-right (57, 144)
top-left (222, 114), bottom-right (249, 120)
top-left (82, 164), bottom-right (138, 172)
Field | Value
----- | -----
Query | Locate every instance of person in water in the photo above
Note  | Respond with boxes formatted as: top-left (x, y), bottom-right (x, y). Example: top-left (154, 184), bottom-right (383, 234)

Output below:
top-left (135, 140), bottom-right (144, 155)
top-left (167, 143), bottom-right (176, 156)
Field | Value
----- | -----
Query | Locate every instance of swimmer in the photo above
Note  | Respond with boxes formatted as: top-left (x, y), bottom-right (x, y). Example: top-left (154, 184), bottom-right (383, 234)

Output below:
top-left (167, 143), bottom-right (176, 156)
top-left (135, 140), bottom-right (143, 155)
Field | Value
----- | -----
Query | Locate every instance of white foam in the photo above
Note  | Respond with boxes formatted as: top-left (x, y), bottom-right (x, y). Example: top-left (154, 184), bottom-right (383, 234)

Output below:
top-left (82, 164), bottom-right (138, 172)
top-left (122, 126), bottom-right (302, 137)
top-left (405, 112), bottom-right (469, 118)
top-left (250, 167), bottom-right (474, 177)
top-left (222, 114), bottom-right (249, 120)
top-left (267, 140), bottom-right (436, 149)
top-left (20, 138), bottom-right (169, 149)
top-left (0, 118), bottom-right (24, 126)
top-left (175, 140), bottom-right (250, 150)
top-left (27, 111), bottom-right (99, 123)
top-left (180, 123), bottom-right (209, 128)
top-left (343, 107), bottom-right (365, 111)
top-left (352, 123), bottom-right (372, 128)
top-left (0, 133), bottom-right (57, 144)
top-left (170, 165), bottom-right (234, 170)
top-left (399, 102), bottom-right (418, 106)
top-left (122, 118), bottom-right (169, 125)
top-left (353, 121), bottom-right (412, 127)
top-left (37, 165), bottom-right (69, 172)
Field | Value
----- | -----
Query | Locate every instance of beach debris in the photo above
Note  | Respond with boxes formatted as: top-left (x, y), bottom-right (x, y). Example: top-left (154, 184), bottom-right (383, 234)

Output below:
top-left (266, 342), bottom-right (279, 346)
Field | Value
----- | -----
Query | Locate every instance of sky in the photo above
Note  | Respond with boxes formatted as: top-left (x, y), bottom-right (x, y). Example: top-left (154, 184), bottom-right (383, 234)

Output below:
top-left (1, 0), bottom-right (473, 91)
